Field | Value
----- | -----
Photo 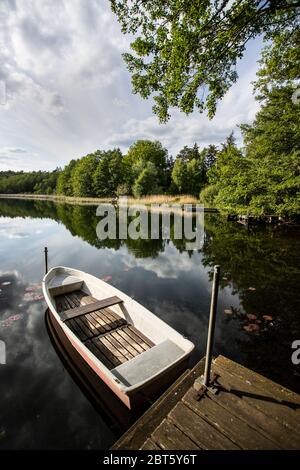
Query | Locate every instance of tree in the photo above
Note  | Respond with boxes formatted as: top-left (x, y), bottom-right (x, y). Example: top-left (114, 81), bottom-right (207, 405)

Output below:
top-left (207, 136), bottom-right (250, 212)
top-left (110, 0), bottom-right (300, 121)
top-left (254, 28), bottom-right (300, 97)
top-left (0, 170), bottom-right (60, 195)
top-left (239, 29), bottom-right (300, 217)
top-left (240, 86), bottom-right (300, 216)
top-left (204, 29), bottom-right (300, 217)
top-left (56, 160), bottom-right (77, 196)
top-left (93, 148), bottom-right (123, 197)
top-left (172, 158), bottom-right (189, 193)
top-left (201, 145), bottom-right (219, 172)
top-left (71, 154), bottom-right (99, 197)
top-left (132, 162), bottom-right (159, 197)
top-left (172, 144), bottom-right (206, 195)
top-left (176, 143), bottom-right (200, 163)
top-left (125, 140), bottom-right (169, 190)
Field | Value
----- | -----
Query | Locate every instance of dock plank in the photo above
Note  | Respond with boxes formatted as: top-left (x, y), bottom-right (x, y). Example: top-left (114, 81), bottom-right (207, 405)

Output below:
top-left (206, 385), bottom-right (300, 449)
top-left (151, 418), bottom-right (198, 450)
top-left (216, 356), bottom-right (300, 407)
top-left (113, 356), bottom-right (300, 450)
top-left (140, 439), bottom-right (161, 450)
top-left (168, 402), bottom-right (240, 450)
top-left (182, 388), bottom-right (280, 449)
top-left (213, 362), bottom-right (300, 436)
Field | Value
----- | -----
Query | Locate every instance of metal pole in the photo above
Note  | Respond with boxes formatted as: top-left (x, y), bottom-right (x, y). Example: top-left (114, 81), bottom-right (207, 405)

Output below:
top-left (203, 265), bottom-right (220, 386)
top-left (44, 246), bottom-right (48, 274)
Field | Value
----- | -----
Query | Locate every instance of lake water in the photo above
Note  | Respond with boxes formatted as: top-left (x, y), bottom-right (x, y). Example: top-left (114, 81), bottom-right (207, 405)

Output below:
top-left (0, 198), bottom-right (299, 449)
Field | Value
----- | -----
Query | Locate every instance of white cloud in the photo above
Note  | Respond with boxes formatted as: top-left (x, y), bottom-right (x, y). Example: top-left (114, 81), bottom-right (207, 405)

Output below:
top-left (0, 146), bottom-right (51, 170)
top-left (0, 0), bottom-right (262, 171)
top-left (107, 58), bottom-right (261, 156)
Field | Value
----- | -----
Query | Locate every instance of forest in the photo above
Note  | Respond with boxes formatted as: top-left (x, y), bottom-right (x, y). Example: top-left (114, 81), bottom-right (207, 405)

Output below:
top-left (0, 28), bottom-right (299, 218)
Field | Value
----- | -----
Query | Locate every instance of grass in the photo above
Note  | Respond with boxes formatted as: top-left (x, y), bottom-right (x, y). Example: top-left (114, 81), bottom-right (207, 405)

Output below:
top-left (0, 193), bottom-right (199, 206)
top-left (125, 194), bottom-right (198, 205)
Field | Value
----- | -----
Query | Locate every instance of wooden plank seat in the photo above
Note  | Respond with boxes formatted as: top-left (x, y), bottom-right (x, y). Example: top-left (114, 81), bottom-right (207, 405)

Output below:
top-left (60, 296), bottom-right (123, 322)
top-left (55, 291), bottom-right (155, 370)
top-left (85, 325), bottom-right (155, 370)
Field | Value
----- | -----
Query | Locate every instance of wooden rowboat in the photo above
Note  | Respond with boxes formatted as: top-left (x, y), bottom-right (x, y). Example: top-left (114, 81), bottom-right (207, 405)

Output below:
top-left (43, 267), bottom-right (195, 409)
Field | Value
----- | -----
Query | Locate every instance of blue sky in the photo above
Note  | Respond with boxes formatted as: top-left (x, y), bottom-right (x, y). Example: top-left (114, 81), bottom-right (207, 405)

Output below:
top-left (0, 0), bottom-right (262, 171)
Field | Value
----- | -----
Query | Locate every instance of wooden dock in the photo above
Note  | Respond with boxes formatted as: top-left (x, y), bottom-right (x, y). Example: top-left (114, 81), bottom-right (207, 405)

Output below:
top-left (112, 355), bottom-right (300, 450)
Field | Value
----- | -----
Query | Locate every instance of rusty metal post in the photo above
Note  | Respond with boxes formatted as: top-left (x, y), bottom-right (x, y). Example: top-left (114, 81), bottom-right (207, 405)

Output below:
top-left (44, 246), bottom-right (48, 274)
top-left (203, 265), bottom-right (220, 387)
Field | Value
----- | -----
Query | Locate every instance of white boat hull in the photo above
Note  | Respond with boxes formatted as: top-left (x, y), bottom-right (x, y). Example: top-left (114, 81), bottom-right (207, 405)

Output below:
top-left (43, 266), bottom-right (195, 409)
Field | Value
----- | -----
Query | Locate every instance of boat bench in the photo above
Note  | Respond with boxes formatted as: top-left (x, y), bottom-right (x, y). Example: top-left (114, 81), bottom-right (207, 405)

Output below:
top-left (111, 339), bottom-right (185, 387)
top-left (49, 275), bottom-right (83, 296)
top-left (60, 296), bottom-right (123, 322)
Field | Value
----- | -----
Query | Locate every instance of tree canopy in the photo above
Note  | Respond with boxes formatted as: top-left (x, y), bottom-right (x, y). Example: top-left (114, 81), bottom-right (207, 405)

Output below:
top-left (202, 28), bottom-right (300, 218)
top-left (172, 143), bottom-right (206, 195)
top-left (93, 149), bottom-right (124, 197)
top-left (124, 139), bottom-right (169, 190)
top-left (110, 0), bottom-right (300, 121)
top-left (0, 169), bottom-right (60, 195)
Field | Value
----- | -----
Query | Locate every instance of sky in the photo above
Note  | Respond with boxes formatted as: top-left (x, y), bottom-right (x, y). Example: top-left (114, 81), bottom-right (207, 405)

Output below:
top-left (0, 0), bottom-right (262, 172)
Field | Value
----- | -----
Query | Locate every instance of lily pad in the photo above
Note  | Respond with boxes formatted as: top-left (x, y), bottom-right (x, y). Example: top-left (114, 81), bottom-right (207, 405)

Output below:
top-left (243, 323), bottom-right (260, 333)
top-left (263, 315), bottom-right (273, 321)
top-left (0, 314), bottom-right (23, 328)
top-left (224, 308), bottom-right (233, 315)
top-left (23, 292), bottom-right (44, 302)
top-left (246, 313), bottom-right (257, 321)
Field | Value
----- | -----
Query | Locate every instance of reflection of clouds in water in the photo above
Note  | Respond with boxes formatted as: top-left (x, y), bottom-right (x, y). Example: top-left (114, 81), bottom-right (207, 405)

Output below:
top-left (116, 243), bottom-right (209, 280)
top-left (151, 288), bottom-right (244, 365)
top-left (2, 231), bottom-right (29, 239)
top-left (0, 217), bottom-right (53, 241)
top-left (0, 270), bottom-right (115, 449)
top-left (0, 269), bottom-right (22, 281)
top-left (155, 301), bottom-right (208, 346)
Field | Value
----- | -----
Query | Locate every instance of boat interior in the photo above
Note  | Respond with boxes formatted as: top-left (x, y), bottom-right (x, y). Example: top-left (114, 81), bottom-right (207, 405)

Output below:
top-left (48, 273), bottom-right (188, 388)
top-left (55, 288), bottom-right (155, 371)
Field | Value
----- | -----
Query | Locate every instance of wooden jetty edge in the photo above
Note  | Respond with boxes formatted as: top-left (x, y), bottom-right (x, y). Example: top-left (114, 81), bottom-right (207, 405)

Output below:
top-left (112, 355), bottom-right (300, 450)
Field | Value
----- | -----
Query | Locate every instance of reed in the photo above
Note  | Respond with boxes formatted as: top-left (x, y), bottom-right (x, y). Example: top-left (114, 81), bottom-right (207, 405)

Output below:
top-left (0, 193), bottom-right (199, 206)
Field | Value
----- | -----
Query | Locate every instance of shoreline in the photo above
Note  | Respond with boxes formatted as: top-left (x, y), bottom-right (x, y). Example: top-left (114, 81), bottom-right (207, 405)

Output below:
top-left (0, 193), bottom-right (218, 212)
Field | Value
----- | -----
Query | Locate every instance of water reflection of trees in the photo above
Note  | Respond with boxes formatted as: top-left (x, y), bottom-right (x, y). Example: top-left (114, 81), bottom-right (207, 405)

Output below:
top-left (0, 200), bottom-right (200, 258)
top-left (1, 199), bottom-right (299, 390)
top-left (202, 214), bottom-right (300, 390)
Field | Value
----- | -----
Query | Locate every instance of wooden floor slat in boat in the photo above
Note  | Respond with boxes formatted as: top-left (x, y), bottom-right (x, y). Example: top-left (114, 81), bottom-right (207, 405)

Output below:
top-left (55, 290), bottom-right (154, 370)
